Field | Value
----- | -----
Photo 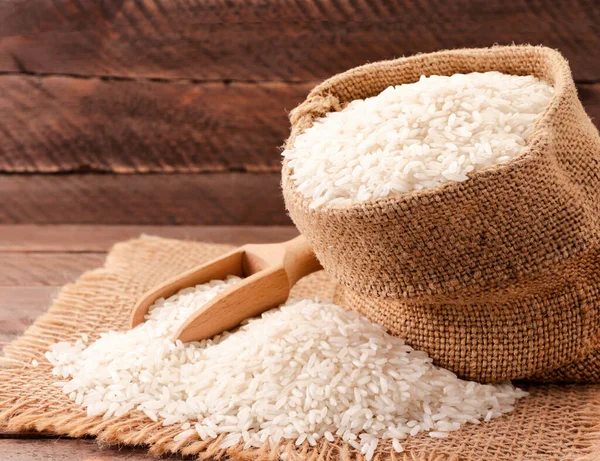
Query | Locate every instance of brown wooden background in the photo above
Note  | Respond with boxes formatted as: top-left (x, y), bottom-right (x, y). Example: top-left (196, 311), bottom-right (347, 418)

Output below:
top-left (1, 0), bottom-right (600, 225)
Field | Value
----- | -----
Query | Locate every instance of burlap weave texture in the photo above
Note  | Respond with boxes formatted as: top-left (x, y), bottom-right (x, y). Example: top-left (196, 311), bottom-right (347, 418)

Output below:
top-left (282, 46), bottom-right (600, 383)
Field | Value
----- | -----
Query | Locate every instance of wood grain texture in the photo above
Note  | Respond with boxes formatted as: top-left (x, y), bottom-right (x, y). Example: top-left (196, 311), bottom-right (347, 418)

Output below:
top-left (0, 253), bottom-right (105, 285)
top-left (0, 225), bottom-right (299, 252)
top-left (0, 75), bottom-right (309, 173)
top-left (579, 83), bottom-right (600, 122)
top-left (0, 173), bottom-right (291, 225)
top-left (2, 77), bottom-right (600, 174)
top-left (1, 0), bottom-right (600, 81)
top-left (0, 438), bottom-right (158, 460)
top-left (0, 286), bottom-right (57, 342)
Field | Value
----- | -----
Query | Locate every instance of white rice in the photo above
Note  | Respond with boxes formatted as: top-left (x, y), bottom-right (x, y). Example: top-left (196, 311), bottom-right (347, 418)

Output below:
top-left (46, 276), bottom-right (526, 459)
top-left (283, 71), bottom-right (554, 208)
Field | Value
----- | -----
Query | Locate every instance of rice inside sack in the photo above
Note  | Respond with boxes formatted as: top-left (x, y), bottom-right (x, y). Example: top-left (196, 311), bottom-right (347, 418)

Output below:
top-left (282, 46), bottom-right (600, 383)
top-left (283, 71), bottom-right (554, 208)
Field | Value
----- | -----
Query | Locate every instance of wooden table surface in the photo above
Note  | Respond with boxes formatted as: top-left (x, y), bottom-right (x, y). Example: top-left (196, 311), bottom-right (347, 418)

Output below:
top-left (0, 224), bottom-right (298, 460)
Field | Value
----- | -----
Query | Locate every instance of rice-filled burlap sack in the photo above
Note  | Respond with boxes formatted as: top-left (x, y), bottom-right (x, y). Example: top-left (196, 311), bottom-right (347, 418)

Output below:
top-left (282, 45), bottom-right (600, 384)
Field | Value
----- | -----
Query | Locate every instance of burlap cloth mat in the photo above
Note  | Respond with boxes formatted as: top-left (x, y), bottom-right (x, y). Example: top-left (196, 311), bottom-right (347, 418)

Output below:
top-left (1, 235), bottom-right (599, 460)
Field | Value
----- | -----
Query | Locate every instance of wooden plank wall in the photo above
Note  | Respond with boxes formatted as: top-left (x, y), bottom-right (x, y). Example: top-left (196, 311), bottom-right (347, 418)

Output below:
top-left (1, 0), bottom-right (599, 224)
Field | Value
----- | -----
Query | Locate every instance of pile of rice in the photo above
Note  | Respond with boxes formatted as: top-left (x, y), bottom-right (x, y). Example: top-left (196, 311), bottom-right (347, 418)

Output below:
top-left (283, 71), bottom-right (554, 208)
top-left (46, 276), bottom-right (526, 460)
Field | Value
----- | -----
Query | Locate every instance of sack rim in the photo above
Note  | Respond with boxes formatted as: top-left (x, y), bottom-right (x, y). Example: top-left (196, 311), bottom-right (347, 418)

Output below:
top-left (282, 45), bottom-right (573, 216)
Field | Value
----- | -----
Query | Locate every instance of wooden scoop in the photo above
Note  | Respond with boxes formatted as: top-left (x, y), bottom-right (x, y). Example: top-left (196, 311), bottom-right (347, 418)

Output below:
top-left (130, 235), bottom-right (322, 342)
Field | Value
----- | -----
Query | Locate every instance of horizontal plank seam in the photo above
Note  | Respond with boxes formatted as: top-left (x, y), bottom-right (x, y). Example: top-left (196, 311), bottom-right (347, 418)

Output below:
top-left (0, 432), bottom-right (71, 439)
top-left (0, 169), bottom-right (284, 176)
top-left (0, 250), bottom-right (107, 254)
top-left (2, 70), bottom-right (600, 86)
top-left (0, 70), bottom-right (320, 86)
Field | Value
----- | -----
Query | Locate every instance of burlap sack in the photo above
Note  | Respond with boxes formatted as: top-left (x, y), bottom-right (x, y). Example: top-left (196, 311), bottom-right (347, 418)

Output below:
top-left (282, 45), bottom-right (600, 384)
top-left (1, 235), bottom-right (600, 460)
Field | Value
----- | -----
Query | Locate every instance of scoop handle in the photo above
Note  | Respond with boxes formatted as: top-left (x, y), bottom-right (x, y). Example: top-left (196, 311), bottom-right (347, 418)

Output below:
top-left (175, 235), bottom-right (322, 342)
top-left (282, 235), bottom-right (323, 286)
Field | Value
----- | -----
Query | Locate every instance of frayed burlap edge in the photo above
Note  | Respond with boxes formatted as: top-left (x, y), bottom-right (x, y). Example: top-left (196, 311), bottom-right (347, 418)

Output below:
top-left (1, 235), bottom-right (600, 461)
